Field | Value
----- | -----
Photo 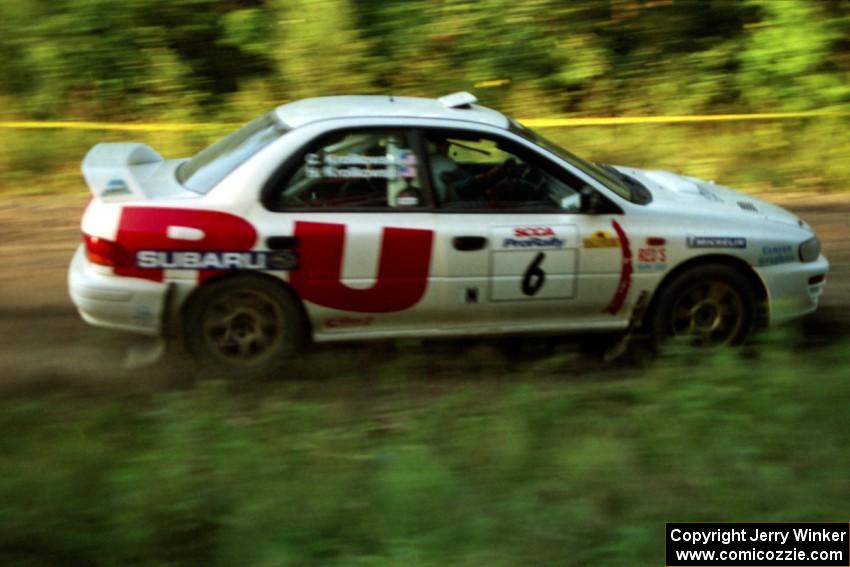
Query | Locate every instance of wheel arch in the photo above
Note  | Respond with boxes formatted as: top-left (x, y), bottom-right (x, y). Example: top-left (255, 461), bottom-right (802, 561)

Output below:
top-left (177, 271), bottom-right (313, 343)
top-left (642, 254), bottom-right (769, 331)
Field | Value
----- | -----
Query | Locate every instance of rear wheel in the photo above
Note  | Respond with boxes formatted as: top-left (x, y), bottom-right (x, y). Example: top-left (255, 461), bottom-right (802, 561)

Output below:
top-left (183, 275), bottom-right (306, 377)
top-left (651, 265), bottom-right (755, 347)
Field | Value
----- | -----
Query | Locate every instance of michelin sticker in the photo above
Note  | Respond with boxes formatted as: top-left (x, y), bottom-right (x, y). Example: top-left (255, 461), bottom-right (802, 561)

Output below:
top-left (136, 250), bottom-right (298, 271)
top-left (305, 151), bottom-right (417, 180)
top-left (687, 236), bottom-right (747, 249)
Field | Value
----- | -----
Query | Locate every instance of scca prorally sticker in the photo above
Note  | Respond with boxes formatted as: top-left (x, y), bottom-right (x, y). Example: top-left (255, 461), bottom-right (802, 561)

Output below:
top-left (759, 244), bottom-right (796, 266)
top-left (136, 250), bottom-right (297, 271)
top-left (502, 227), bottom-right (565, 249)
top-left (304, 151), bottom-right (417, 180)
top-left (687, 236), bottom-right (747, 249)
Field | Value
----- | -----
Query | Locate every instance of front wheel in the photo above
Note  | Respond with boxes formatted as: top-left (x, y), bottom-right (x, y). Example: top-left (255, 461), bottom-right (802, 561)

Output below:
top-left (183, 275), bottom-right (306, 377)
top-left (650, 265), bottom-right (756, 347)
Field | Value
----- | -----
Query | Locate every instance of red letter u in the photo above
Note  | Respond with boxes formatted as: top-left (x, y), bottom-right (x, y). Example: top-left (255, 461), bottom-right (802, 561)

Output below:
top-left (290, 221), bottom-right (433, 313)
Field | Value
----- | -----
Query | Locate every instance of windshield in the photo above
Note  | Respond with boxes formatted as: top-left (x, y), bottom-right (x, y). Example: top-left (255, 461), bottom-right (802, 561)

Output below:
top-left (177, 112), bottom-right (288, 194)
top-left (508, 119), bottom-right (635, 202)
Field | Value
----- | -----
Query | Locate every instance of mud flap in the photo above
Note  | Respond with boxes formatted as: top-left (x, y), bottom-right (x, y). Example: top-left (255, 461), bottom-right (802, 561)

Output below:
top-left (123, 282), bottom-right (174, 369)
top-left (124, 337), bottom-right (166, 369)
top-left (603, 290), bottom-right (649, 362)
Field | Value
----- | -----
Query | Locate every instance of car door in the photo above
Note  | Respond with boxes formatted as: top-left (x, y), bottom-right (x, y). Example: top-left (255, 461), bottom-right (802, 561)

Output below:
top-left (421, 127), bottom-right (630, 332)
top-left (249, 126), bottom-right (441, 338)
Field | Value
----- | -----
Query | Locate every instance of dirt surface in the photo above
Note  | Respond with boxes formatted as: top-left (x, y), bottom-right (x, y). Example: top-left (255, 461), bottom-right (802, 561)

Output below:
top-left (0, 193), bottom-right (847, 390)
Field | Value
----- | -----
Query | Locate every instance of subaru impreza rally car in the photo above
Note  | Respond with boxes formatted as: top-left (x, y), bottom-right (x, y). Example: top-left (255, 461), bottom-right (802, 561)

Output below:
top-left (69, 92), bottom-right (828, 371)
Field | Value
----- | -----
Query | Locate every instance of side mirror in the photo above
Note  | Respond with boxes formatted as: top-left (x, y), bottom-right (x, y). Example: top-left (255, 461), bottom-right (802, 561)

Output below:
top-left (580, 186), bottom-right (603, 214)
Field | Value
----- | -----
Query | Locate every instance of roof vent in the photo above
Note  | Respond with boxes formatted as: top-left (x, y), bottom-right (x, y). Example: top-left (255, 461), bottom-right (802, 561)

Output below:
top-left (438, 91), bottom-right (477, 109)
top-left (737, 201), bottom-right (758, 212)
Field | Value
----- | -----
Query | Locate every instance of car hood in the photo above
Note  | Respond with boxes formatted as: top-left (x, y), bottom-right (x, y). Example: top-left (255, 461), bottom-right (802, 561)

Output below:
top-left (612, 166), bottom-right (806, 229)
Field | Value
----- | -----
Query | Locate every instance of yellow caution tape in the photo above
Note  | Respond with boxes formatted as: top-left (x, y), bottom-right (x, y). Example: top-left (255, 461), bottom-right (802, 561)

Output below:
top-left (0, 110), bottom-right (847, 131)
top-left (521, 110), bottom-right (850, 128)
top-left (0, 121), bottom-right (234, 131)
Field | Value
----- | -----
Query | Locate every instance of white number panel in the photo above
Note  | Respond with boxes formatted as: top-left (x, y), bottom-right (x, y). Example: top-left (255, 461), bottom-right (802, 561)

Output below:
top-left (489, 225), bottom-right (579, 301)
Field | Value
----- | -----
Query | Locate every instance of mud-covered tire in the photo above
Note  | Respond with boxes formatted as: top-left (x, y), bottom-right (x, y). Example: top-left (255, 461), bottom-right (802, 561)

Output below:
top-left (182, 275), bottom-right (307, 378)
top-left (650, 265), bottom-right (756, 347)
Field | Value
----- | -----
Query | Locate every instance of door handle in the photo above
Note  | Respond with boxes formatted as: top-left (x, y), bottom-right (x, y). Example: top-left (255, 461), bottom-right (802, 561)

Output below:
top-left (453, 236), bottom-right (487, 251)
top-left (266, 236), bottom-right (299, 250)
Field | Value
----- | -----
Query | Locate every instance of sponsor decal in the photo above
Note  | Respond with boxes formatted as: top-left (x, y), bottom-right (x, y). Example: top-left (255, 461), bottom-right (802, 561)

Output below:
top-left (290, 221), bottom-right (433, 313)
top-left (503, 226), bottom-right (564, 249)
top-left (114, 209), bottom-right (434, 314)
top-left (115, 207), bottom-right (259, 283)
top-left (325, 316), bottom-right (374, 329)
top-left (758, 244), bottom-right (796, 266)
top-left (136, 250), bottom-right (297, 271)
top-left (582, 230), bottom-right (619, 249)
top-left (687, 236), bottom-right (747, 249)
top-left (304, 151), bottom-right (418, 180)
top-left (637, 245), bottom-right (667, 271)
top-left (604, 219), bottom-right (632, 315)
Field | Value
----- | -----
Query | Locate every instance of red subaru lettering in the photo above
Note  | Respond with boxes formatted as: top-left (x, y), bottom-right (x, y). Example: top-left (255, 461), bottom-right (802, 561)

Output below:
top-left (290, 221), bottom-right (433, 313)
top-left (115, 207), bottom-right (257, 282)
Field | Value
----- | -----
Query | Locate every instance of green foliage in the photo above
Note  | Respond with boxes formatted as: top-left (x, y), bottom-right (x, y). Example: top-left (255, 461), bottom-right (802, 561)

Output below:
top-left (0, 0), bottom-right (848, 194)
top-left (2, 341), bottom-right (850, 565)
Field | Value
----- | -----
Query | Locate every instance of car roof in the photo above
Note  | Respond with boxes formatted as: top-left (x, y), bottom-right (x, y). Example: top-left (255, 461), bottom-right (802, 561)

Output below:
top-left (274, 95), bottom-right (510, 130)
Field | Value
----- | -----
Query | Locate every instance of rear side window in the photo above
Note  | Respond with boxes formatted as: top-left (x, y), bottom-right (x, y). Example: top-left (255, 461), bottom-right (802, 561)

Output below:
top-left (266, 129), bottom-right (430, 210)
top-left (178, 113), bottom-right (287, 194)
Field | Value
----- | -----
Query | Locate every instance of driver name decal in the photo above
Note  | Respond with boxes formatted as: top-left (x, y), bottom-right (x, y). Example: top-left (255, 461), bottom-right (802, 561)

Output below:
top-left (304, 152), bottom-right (418, 180)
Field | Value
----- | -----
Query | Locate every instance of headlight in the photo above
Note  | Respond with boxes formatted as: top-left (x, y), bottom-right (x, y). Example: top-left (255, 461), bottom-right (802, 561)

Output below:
top-left (799, 237), bottom-right (821, 263)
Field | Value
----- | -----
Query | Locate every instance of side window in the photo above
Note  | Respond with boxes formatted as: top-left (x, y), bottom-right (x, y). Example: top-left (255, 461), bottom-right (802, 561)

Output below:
top-left (272, 129), bottom-right (428, 210)
top-left (423, 130), bottom-right (586, 211)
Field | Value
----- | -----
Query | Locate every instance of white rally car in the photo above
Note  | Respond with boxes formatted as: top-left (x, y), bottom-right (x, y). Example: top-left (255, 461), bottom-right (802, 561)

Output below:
top-left (69, 92), bottom-right (828, 371)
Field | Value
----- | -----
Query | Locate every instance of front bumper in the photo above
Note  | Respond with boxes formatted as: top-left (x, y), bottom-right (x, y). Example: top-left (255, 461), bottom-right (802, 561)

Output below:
top-left (68, 245), bottom-right (168, 335)
top-left (757, 253), bottom-right (829, 325)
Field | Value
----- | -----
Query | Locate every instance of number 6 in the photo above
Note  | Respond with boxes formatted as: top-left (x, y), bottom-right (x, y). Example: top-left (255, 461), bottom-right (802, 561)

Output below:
top-left (522, 252), bottom-right (546, 296)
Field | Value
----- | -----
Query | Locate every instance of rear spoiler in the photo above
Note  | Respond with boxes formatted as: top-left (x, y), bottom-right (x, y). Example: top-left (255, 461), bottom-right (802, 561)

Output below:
top-left (81, 143), bottom-right (164, 199)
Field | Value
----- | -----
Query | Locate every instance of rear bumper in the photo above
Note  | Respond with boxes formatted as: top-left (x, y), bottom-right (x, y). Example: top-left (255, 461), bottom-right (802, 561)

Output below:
top-left (68, 245), bottom-right (167, 335)
top-left (757, 254), bottom-right (829, 325)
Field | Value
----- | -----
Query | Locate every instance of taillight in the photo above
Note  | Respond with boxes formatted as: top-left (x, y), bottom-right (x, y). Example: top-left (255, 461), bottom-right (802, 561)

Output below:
top-left (83, 234), bottom-right (132, 267)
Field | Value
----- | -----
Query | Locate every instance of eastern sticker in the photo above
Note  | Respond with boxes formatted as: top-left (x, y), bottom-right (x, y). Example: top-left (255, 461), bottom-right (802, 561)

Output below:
top-left (758, 244), bottom-right (795, 266)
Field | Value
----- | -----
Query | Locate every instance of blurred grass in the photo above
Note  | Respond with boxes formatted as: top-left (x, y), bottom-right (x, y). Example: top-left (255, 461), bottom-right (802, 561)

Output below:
top-left (2, 337), bottom-right (850, 566)
top-left (2, 116), bottom-right (847, 196)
